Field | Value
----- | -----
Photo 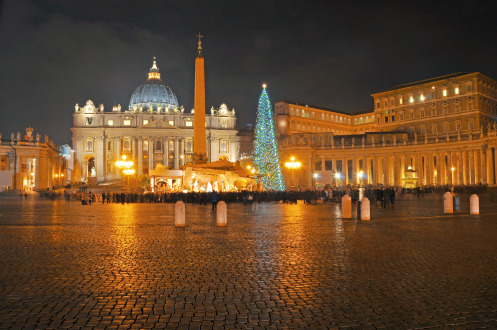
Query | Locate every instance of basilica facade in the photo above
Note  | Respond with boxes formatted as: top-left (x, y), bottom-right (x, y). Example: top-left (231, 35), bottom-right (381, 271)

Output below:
top-left (275, 72), bottom-right (497, 188)
top-left (71, 58), bottom-right (238, 183)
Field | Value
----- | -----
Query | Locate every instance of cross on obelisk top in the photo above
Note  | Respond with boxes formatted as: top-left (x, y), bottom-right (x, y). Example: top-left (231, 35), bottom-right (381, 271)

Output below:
top-left (196, 33), bottom-right (203, 55)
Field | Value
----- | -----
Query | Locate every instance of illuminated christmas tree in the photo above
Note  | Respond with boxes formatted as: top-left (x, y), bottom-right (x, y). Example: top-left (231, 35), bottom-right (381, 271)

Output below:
top-left (253, 84), bottom-right (285, 191)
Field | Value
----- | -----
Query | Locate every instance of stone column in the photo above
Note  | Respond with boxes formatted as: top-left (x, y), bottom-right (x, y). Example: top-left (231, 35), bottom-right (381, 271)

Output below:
top-left (96, 136), bottom-right (104, 182)
top-left (138, 138), bottom-right (143, 175)
top-left (400, 155), bottom-right (406, 185)
top-left (115, 138), bottom-right (121, 175)
top-left (458, 151), bottom-right (463, 186)
top-left (366, 157), bottom-right (372, 185)
top-left (148, 138), bottom-right (154, 171)
top-left (487, 147), bottom-right (494, 185)
top-left (174, 138), bottom-right (179, 170)
top-left (473, 149), bottom-right (481, 184)
top-left (373, 156), bottom-right (379, 185)
top-left (393, 155), bottom-right (399, 186)
top-left (180, 138), bottom-right (185, 166)
top-left (446, 152), bottom-right (454, 185)
top-left (163, 138), bottom-right (169, 167)
top-left (132, 138), bottom-right (137, 170)
top-left (469, 150), bottom-right (475, 184)
top-left (427, 153), bottom-right (433, 185)
top-left (463, 150), bottom-right (469, 185)
top-left (352, 156), bottom-right (357, 185)
top-left (481, 145), bottom-right (487, 184)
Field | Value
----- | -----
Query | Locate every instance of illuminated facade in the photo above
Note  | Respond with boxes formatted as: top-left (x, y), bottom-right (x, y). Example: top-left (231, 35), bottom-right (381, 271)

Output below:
top-left (71, 57), bottom-right (238, 183)
top-left (0, 128), bottom-right (66, 191)
top-left (276, 72), bottom-right (497, 188)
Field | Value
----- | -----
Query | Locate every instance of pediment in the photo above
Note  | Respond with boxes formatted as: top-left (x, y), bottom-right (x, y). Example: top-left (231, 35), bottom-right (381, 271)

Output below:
top-left (141, 120), bottom-right (180, 130)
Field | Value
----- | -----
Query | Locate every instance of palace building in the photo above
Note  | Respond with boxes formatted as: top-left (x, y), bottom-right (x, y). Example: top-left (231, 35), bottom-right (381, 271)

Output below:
top-left (0, 128), bottom-right (66, 191)
top-left (276, 72), bottom-right (497, 188)
top-left (72, 41), bottom-right (239, 184)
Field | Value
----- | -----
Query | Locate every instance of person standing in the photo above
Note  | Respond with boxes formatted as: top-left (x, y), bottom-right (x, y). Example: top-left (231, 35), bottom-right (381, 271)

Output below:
top-left (210, 190), bottom-right (219, 210)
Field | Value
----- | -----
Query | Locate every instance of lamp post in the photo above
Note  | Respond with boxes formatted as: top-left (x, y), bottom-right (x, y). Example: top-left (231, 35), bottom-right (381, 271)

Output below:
top-left (115, 155), bottom-right (135, 191)
top-left (357, 170), bottom-right (364, 186)
top-left (312, 173), bottom-right (319, 189)
top-left (334, 172), bottom-right (343, 187)
top-left (284, 156), bottom-right (301, 190)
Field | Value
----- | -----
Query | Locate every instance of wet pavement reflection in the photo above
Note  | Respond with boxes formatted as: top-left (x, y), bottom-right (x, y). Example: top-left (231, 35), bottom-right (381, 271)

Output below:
top-left (0, 194), bottom-right (496, 328)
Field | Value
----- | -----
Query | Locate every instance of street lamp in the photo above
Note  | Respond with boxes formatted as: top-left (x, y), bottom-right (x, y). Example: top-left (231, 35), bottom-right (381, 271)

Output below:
top-left (284, 156), bottom-right (301, 189)
top-left (115, 155), bottom-right (135, 191)
top-left (357, 170), bottom-right (365, 186)
top-left (334, 172), bottom-right (343, 187)
top-left (312, 173), bottom-right (319, 189)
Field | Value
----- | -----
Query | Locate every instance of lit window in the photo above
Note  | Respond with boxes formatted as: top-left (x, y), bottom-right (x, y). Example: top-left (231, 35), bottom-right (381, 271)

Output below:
top-left (420, 94), bottom-right (425, 101)
top-left (123, 120), bottom-right (131, 126)
top-left (443, 89), bottom-right (447, 97)
top-left (409, 96), bottom-right (414, 103)
top-left (399, 97), bottom-right (403, 105)
top-left (169, 120), bottom-right (174, 126)
top-left (185, 121), bottom-right (193, 127)
top-left (455, 87), bottom-right (459, 94)
top-left (107, 119), bottom-right (113, 126)
top-left (143, 119), bottom-right (149, 125)
top-left (143, 141), bottom-right (148, 151)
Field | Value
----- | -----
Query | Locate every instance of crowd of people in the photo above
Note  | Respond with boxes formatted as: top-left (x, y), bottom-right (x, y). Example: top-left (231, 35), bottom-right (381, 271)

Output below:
top-left (37, 184), bottom-right (491, 208)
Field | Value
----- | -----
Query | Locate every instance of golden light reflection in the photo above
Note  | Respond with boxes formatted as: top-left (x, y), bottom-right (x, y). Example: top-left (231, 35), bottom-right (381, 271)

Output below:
top-left (109, 204), bottom-right (139, 269)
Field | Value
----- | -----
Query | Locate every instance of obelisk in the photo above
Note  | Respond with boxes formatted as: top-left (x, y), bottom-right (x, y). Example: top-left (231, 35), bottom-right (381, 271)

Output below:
top-left (193, 34), bottom-right (207, 163)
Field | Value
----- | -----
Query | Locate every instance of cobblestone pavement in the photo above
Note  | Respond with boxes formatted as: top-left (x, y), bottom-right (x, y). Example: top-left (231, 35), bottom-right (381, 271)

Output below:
top-left (0, 194), bottom-right (497, 329)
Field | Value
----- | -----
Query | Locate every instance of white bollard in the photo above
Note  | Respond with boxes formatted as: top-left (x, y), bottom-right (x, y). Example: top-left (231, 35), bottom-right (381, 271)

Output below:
top-left (470, 194), bottom-right (479, 215)
top-left (217, 201), bottom-right (228, 226)
top-left (342, 194), bottom-right (352, 219)
top-left (175, 201), bottom-right (185, 227)
top-left (360, 197), bottom-right (370, 221)
top-left (443, 191), bottom-right (453, 214)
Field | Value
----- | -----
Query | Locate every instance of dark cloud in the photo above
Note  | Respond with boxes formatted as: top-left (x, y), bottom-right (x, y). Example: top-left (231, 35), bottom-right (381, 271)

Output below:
top-left (1, 0), bottom-right (497, 144)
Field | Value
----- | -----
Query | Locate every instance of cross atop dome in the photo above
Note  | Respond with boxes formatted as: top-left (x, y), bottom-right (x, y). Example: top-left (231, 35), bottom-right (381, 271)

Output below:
top-left (148, 57), bottom-right (161, 80)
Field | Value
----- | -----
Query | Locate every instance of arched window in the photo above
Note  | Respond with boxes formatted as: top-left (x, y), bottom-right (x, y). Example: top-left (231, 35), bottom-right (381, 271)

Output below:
top-left (155, 140), bottom-right (162, 150)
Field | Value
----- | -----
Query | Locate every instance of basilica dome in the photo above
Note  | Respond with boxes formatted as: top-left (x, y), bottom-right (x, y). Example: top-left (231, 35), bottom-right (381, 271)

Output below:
top-left (128, 58), bottom-right (179, 111)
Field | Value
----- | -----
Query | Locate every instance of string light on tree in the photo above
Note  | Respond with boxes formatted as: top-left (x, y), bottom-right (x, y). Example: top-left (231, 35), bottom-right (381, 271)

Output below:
top-left (253, 83), bottom-right (285, 191)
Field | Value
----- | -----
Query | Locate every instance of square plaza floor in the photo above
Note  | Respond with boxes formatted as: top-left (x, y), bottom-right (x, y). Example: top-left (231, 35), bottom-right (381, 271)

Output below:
top-left (0, 193), bottom-right (496, 328)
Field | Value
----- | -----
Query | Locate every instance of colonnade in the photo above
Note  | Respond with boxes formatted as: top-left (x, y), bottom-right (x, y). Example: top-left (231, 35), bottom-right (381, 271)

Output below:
top-left (106, 136), bottom-right (191, 178)
top-left (285, 142), bottom-right (497, 188)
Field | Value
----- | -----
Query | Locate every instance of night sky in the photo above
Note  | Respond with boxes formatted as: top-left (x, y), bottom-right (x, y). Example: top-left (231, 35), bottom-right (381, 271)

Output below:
top-left (1, 0), bottom-right (497, 145)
